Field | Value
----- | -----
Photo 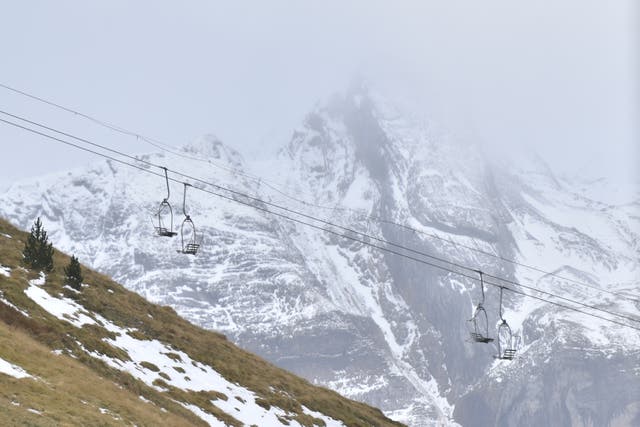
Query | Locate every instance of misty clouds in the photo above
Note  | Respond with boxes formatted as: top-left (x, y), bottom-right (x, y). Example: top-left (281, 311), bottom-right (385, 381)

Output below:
top-left (0, 0), bottom-right (637, 194)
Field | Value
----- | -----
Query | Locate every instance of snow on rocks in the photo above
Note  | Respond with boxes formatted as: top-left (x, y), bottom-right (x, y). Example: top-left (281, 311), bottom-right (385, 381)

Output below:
top-left (0, 357), bottom-right (33, 379)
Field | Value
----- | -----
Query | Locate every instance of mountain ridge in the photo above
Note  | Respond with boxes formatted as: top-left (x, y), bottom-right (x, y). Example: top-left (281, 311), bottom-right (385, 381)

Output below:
top-left (0, 88), bottom-right (638, 426)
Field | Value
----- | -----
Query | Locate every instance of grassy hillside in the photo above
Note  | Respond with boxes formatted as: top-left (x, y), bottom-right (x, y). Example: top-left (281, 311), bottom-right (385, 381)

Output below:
top-left (0, 218), bottom-right (404, 427)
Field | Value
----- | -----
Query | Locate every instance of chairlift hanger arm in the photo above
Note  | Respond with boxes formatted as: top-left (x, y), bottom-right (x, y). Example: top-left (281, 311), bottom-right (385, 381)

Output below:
top-left (182, 182), bottom-right (192, 217)
top-left (498, 286), bottom-right (505, 322)
top-left (162, 166), bottom-right (170, 200)
top-left (476, 270), bottom-right (485, 305)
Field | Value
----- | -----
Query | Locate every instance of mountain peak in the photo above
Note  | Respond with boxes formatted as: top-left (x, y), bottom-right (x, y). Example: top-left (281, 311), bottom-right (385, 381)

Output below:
top-left (181, 134), bottom-right (244, 168)
top-left (1, 93), bottom-right (637, 426)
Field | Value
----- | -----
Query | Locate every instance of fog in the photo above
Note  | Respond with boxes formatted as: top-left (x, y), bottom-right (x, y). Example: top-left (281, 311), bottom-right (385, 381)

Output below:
top-left (1, 0), bottom-right (637, 196)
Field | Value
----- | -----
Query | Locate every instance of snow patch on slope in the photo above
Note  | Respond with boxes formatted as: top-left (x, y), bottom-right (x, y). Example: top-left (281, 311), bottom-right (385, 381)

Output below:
top-left (0, 290), bottom-right (29, 317)
top-left (180, 403), bottom-right (225, 427)
top-left (0, 357), bottom-right (32, 379)
top-left (24, 273), bottom-right (97, 328)
top-left (0, 265), bottom-right (10, 277)
top-left (80, 312), bottom-right (346, 426)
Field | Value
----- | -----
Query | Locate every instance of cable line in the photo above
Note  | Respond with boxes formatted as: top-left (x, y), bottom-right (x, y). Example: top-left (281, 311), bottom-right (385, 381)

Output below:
top-left (0, 82), bottom-right (308, 203)
top-left (3, 110), bottom-right (640, 325)
top-left (3, 111), bottom-right (640, 325)
top-left (4, 108), bottom-right (640, 309)
top-left (1, 115), bottom-right (639, 333)
top-left (2, 113), bottom-right (639, 326)
top-left (2, 82), bottom-right (636, 303)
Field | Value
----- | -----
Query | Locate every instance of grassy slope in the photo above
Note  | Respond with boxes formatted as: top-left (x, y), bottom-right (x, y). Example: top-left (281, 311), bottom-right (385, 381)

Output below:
top-left (0, 320), bottom-right (196, 426)
top-left (0, 218), bottom-right (404, 427)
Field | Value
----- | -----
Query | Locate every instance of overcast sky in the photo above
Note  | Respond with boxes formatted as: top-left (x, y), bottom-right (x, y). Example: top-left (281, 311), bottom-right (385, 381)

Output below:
top-left (1, 1), bottom-right (637, 198)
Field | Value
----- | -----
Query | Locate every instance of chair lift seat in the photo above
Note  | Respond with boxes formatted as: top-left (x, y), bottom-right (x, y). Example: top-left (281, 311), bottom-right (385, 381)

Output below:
top-left (468, 299), bottom-right (493, 344)
top-left (183, 242), bottom-right (200, 255)
top-left (502, 348), bottom-right (517, 360)
top-left (177, 205), bottom-right (200, 255)
top-left (470, 332), bottom-right (494, 343)
top-left (155, 226), bottom-right (177, 237)
top-left (495, 315), bottom-right (517, 360)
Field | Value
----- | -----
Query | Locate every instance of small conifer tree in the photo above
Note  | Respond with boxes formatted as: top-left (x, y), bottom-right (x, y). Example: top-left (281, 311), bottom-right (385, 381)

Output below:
top-left (22, 217), bottom-right (54, 272)
top-left (64, 255), bottom-right (83, 290)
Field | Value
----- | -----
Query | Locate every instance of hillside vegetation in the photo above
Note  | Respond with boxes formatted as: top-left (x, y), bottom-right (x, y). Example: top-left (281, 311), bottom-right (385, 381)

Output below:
top-left (0, 218), bottom-right (403, 427)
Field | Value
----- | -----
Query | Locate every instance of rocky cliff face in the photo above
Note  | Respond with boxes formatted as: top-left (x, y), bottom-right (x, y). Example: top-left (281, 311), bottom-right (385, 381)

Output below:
top-left (1, 88), bottom-right (638, 426)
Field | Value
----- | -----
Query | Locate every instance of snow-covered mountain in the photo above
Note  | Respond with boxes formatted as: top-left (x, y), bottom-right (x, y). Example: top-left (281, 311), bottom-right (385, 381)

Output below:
top-left (1, 86), bottom-right (639, 426)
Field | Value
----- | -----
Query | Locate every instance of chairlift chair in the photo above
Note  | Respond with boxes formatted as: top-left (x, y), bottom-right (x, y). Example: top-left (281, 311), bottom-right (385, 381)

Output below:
top-left (468, 271), bottom-right (494, 343)
top-left (469, 305), bottom-right (493, 343)
top-left (177, 183), bottom-right (201, 255)
top-left (495, 286), bottom-right (518, 360)
top-left (155, 199), bottom-right (177, 237)
top-left (497, 320), bottom-right (517, 360)
top-left (153, 167), bottom-right (177, 237)
top-left (179, 215), bottom-right (200, 255)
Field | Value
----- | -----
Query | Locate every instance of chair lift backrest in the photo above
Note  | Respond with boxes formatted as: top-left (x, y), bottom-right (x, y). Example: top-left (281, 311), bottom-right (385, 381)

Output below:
top-left (470, 304), bottom-right (493, 343)
top-left (497, 319), bottom-right (509, 352)
top-left (180, 215), bottom-right (199, 254)
top-left (477, 305), bottom-right (489, 335)
top-left (496, 287), bottom-right (517, 360)
top-left (156, 199), bottom-right (173, 231)
top-left (154, 167), bottom-right (177, 237)
top-left (469, 271), bottom-right (493, 343)
top-left (178, 183), bottom-right (201, 255)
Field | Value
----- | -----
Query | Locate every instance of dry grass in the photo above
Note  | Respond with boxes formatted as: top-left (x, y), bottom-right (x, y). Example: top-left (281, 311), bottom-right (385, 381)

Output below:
top-left (0, 320), bottom-right (200, 426)
top-left (0, 218), bottom-right (404, 427)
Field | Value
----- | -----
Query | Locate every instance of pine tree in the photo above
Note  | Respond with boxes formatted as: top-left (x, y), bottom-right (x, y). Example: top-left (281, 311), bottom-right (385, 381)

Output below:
top-left (22, 217), bottom-right (54, 272)
top-left (64, 255), bottom-right (83, 290)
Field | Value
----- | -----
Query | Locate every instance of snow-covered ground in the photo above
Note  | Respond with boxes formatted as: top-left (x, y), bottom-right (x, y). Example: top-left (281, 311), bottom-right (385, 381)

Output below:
top-left (24, 272), bottom-right (96, 328)
top-left (0, 290), bottom-right (29, 317)
top-left (20, 272), bottom-right (346, 427)
top-left (0, 357), bottom-right (32, 379)
top-left (0, 265), bottom-right (10, 277)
